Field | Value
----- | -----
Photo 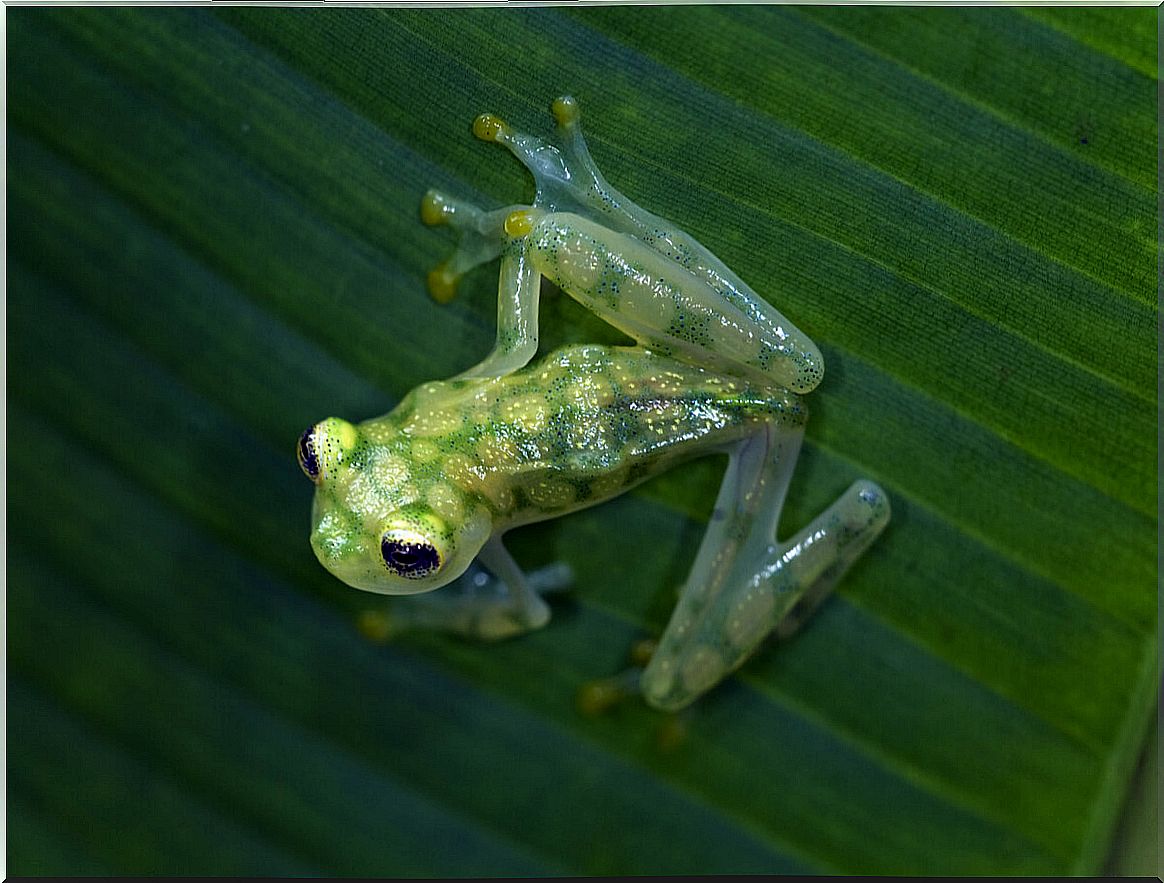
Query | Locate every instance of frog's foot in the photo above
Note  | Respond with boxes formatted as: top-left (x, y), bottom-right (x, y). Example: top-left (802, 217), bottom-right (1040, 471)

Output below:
top-left (358, 559), bottom-right (573, 643)
top-left (641, 480), bottom-right (891, 712)
top-left (576, 638), bottom-right (656, 715)
top-left (576, 638), bottom-right (692, 750)
top-left (472, 96), bottom-right (611, 214)
top-left (420, 188), bottom-right (523, 303)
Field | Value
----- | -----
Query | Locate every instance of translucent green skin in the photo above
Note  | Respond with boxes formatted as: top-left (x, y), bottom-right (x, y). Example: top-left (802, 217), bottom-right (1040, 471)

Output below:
top-left (309, 344), bottom-right (802, 594)
top-left (302, 97), bottom-right (890, 710)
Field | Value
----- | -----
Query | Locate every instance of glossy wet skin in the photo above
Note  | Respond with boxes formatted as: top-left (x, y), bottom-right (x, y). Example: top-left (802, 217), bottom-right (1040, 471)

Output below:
top-left (301, 97), bottom-right (889, 710)
top-left (302, 345), bottom-right (804, 593)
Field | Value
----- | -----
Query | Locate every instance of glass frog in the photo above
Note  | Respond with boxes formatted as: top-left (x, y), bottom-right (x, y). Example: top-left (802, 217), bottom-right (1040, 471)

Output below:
top-left (299, 97), bottom-right (889, 712)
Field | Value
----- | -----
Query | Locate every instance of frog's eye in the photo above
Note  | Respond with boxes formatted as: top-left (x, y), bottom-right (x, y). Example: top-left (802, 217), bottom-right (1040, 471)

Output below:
top-left (297, 418), bottom-right (359, 485)
top-left (297, 427), bottom-right (321, 482)
top-left (381, 528), bottom-right (443, 579)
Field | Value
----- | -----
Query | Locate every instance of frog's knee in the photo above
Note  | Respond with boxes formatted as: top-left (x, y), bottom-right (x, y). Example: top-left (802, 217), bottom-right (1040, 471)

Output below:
top-left (761, 338), bottom-right (825, 394)
top-left (790, 346), bottom-right (825, 394)
top-left (847, 479), bottom-right (891, 534)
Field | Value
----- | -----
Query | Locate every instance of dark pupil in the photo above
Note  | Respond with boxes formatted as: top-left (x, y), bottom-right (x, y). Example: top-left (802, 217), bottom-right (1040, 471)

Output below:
top-left (382, 538), bottom-right (440, 578)
top-left (297, 428), bottom-right (319, 479)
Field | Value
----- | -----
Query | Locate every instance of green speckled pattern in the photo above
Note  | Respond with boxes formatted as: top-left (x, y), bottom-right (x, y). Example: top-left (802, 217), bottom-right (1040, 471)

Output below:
top-left (305, 96), bottom-right (889, 710)
top-left (530, 214), bottom-right (825, 392)
top-left (378, 343), bottom-right (804, 522)
top-left (308, 344), bottom-right (804, 595)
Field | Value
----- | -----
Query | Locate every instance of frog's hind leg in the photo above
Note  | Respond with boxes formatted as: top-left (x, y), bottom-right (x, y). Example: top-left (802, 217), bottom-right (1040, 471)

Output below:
top-left (477, 97), bottom-right (825, 395)
top-left (769, 487), bottom-right (889, 643)
top-left (639, 423), bottom-right (890, 712)
top-left (577, 422), bottom-right (799, 716)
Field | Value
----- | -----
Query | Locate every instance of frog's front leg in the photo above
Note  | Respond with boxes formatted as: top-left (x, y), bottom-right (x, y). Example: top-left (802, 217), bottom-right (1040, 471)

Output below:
top-left (360, 537), bottom-right (572, 643)
top-left (639, 424), bottom-right (890, 712)
top-left (420, 191), bottom-right (543, 380)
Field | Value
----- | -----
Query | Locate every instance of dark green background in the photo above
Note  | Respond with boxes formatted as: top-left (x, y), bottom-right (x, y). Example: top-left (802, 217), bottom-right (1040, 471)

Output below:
top-left (6, 7), bottom-right (1158, 875)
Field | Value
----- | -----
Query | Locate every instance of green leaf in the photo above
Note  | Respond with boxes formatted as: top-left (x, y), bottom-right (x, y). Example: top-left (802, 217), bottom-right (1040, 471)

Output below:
top-left (6, 7), bottom-right (1156, 875)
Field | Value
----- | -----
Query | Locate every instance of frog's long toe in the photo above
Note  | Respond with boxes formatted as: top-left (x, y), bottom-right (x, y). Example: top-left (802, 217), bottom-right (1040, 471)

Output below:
top-left (576, 669), bottom-right (641, 716)
top-left (576, 656), bottom-right (692, 752)
top-left (472, 104), bottom-right (572, 192)
top-left (472, 112), bottom-right (513, 144)
top-left (547, 94), bottom-right (601, 174)
top-left (420, 188), bottom-right (474, 228)
top-left (419, 189), bottom-right (511, 304)
top-left (550, 94), bottom-right (580, 129)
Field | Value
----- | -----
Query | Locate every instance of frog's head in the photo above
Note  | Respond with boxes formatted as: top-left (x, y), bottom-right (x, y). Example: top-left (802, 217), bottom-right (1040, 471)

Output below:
top-left (298, 417), bottom-right (491, 595)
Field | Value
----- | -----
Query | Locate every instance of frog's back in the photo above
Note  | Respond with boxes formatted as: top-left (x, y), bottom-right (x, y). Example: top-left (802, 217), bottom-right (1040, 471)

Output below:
top-left (555, 343), bottom-right (805, 458)
top-left (445, 344), bottom-right (805, 522)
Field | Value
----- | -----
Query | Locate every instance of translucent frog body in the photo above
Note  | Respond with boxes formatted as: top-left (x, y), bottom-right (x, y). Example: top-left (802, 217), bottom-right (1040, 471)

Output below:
top-left (299, 97), bottom-right (889, 712)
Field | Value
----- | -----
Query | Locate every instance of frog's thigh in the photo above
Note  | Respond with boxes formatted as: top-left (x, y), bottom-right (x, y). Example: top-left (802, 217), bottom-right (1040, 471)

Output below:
top-left (525, 213), bottom-right (796, 385)
top-left (524, 212), bottom-right (684, 329)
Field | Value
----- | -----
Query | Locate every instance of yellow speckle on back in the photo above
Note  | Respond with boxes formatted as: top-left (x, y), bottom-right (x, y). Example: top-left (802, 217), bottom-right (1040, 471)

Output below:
top-left (477, 434), bottom-right (519, 468)
top-left (587, 467), bottom-right (630, 500)
top-left (566, 418), bottom-right (607, 453)
top-left (568, 375), bottom-right (614, 409)
top-left (489, 484), bottom-right (516, 514)
top-left (503, 393), bottom-right (549, 433)
top-left (411, 407), bottom-right (463, 438)
top-left (441, 452), bottom-right (480, 482)
top-left (373, 452), bottom-right (411, 492)
top-left (442, 452), bottom-right (515, 513)
top-left (526, 478), bottom-right (575, 509)
top-left (426, 481), bottom-right (465, 523)
top-left (410, 439), bottom-right (441, 463)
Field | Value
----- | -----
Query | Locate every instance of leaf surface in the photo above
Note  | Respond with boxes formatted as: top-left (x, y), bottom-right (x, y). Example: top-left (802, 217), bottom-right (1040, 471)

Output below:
top-left (6, 7), bottom-right (1157, 875)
